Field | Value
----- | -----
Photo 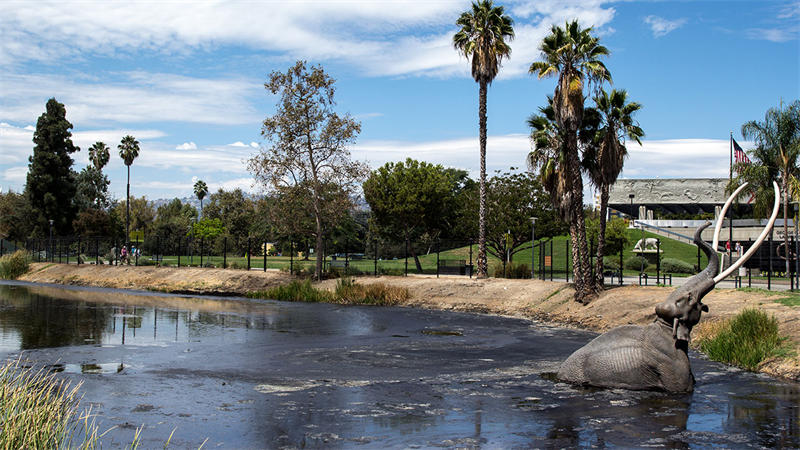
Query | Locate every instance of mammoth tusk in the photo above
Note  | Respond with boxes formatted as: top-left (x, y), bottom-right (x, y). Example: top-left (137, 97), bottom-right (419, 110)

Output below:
top-left (713, 180), bottom-right (781, 283)
top-left (672, 317), bottom-right (679, 339)
top-left (712, 182), bottom-right (750, 254)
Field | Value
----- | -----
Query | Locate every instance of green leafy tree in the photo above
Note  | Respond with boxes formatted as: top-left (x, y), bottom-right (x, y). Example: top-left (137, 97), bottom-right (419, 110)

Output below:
top-left (73, 208), bottom-right (114, 237)
top-left (145, 198), bottom-right (198, 255)
top-left (118, 135), bottom-right (140, 246)
top-left (112, 195), bottom-right (154, 240)
top-left (586, 216), bottom-right (629, 259)
top-left (484, 169), bottom-right (564, 264)
top-left (363, 158), bottom-right (461, 271)
top-left (0, 191), bottom-right (32, 242)
top-left (529, 20), bottom-right (611, 304)
top-left (194, 179), bottom-right (209, 217)
top-left (24, 98), bottom-right (80, 236)
top-left (248, 60), bottom-right (368, 279)
top-left (583, 89), bottom-right (643, 288)
top-left (191, 218), bottom-right (225, 241)
top-left (453, 0), bottom-right (514, 279)
top-left (203, 189), bottom-right (256, 255)
top-left (74, 166), bottom-right (111, 211)
top-left (733, 100), bottom-right (800, 275)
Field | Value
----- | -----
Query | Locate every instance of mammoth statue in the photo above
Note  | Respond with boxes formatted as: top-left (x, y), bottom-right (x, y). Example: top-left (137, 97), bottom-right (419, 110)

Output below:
top-left (557, 182), bottom-right (779, 392)
top-left (633, 237), bottom-right (659, 251)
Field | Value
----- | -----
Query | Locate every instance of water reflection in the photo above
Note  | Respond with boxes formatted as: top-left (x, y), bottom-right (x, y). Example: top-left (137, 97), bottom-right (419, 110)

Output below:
top-left (0, 284), bottom-right (381, 352)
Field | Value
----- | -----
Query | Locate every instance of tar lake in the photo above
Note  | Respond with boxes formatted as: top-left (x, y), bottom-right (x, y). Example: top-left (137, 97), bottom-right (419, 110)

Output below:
top-left (0, 281), bottom-right (797, 448)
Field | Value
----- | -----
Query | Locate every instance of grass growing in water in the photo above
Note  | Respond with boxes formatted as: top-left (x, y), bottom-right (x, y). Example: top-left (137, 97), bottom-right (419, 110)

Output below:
top-left (0, 358), bottom-right (102, 448)
top-left (249, 278), bottom-right (409, 306)
top-left (0, 250), bottom-right (29, 279)
top-left (696, 309), bottom-right (793, 371)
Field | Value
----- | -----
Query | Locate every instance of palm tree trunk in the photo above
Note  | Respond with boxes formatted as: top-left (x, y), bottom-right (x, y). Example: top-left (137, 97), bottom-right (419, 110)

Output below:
top-left (477, 79), bottom-right (488, 278)
top-left (595, 184), bottom-right (609, 290)
top-left (784, 177), bottom-right (790, 276)
top-left (126, 165), bottom-right (130, 251)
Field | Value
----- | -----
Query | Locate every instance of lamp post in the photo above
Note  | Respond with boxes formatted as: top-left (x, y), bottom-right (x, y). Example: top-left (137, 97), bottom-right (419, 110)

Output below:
top-left (48, 219), bottom-right (54, 263)
top-left (530, 217), bottom-right (536, 280)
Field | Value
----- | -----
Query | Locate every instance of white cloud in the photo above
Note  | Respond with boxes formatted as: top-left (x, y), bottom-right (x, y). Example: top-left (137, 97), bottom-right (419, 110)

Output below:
top-left (2, 166), bottom-right (27, 183)
top-left (229, 141), bottom-right (248, 147)
top-left (176, 142), bottom-right (197, 150)
top-left (0, 72), bottom-right (260, 126)
top-left (0, 122), bottom-right (33, 165)
top-left (249, 142), bottom-right (259, 148)
top-left (644, 15), bottom-right (687, 38)
top-left (0, 0), bottom-right (616, 79)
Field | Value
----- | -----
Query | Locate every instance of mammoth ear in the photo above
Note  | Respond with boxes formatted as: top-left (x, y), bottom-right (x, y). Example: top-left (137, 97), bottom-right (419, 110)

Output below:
top-left (701, 304), bottom-right (709, 312)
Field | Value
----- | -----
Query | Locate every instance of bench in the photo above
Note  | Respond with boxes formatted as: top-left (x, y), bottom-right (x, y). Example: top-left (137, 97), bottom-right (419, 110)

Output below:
top-left (439, 259), bottom-right (469, 275)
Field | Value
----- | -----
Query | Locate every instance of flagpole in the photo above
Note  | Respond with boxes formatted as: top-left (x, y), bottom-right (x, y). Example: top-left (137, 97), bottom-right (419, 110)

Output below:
top-left (729, 131), bottom-right (733, 264)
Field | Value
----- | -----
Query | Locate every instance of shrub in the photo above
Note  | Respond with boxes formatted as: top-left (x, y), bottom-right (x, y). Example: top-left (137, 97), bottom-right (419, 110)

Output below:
top-left (662, 257), bottom-right (694, 274)
top-left (250, 280), bottom-right (333, 303)
top-left (0, 250), bottom-right (29, 279)
top-left (229, 261), bottom-right (247, 270)
top-left (334, 277), bottom-right (410, 306)
top-left (491, 262), bottom-right (530, 279)
top-left (137, 257), bottom-right (158, 266)
top-left (697, 309), bottom-right (792, 371)
top-left (602, 257), bottom-right (620, 272)
top-left (624, 256), bottom-right (649, 271)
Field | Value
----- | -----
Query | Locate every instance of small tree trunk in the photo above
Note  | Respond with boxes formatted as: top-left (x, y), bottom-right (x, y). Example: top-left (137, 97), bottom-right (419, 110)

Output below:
top-left (595, 185), bottom-right (610, 290)
top-left (477, 79), bottom-right (488, 278)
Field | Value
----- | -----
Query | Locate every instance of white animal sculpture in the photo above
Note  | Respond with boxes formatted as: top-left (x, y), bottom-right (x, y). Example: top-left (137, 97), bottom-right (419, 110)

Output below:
top-left (633, 237), bottom-right (659, 251)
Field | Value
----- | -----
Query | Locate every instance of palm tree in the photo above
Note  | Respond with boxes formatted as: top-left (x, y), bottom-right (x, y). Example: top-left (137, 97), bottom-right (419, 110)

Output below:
top-left (734, 100), bottom-right (800, 276)
top-left (118, 135), bottom-right (140, 250)
top-left (453, 0), bottom-right (514, 278)
top-left (89, 142), bottom-right (110, 171)
top-left (584, 89), bottom-right (643, 289)
top-left (194, 179), bottom-right (209, 217)
top-left (529, 20), bottom-right (611, 303)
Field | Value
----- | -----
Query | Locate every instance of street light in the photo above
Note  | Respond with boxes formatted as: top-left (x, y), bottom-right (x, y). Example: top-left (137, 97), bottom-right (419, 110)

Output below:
top-left (530, 217), bottom-right (537, 280)
top-left (48, 219), bottom-right (54, 263)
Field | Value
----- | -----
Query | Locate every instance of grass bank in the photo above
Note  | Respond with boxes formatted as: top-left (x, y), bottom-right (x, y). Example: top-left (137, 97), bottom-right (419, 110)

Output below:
top-left (0, 250), bottom-right (29, 279)
top-left (694, 309), bottom-right (795, 371)
top-left (247, 278), bottom-right (410, 306)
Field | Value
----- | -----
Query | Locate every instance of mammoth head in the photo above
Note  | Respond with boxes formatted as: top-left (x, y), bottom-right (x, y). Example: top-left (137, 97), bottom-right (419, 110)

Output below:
top-left (656, 223), bottom-right (715, 342)
top-left (655, 181), bottom-right (780, 343)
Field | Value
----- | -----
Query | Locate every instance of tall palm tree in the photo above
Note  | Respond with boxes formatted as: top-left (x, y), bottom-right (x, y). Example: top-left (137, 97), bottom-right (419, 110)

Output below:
top-left (453, 0), bottom-right (514, 278)
top-left (529, 20), bottom-right (611, 303)
top-left (89, 141), bottom-right (110, 171)
top-left (583, 89), bottom-right (643, 289)
top-left (194, 179), bottom-right (209, 217)
top-left (734, 100), bottom-right (800, 276)
top-left (118, 135), bottom-right (140, 250)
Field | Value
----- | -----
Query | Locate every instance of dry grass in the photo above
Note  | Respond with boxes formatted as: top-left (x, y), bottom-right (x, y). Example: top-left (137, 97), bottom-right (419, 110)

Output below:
top-left (334, 278), bottom-right (410, 306)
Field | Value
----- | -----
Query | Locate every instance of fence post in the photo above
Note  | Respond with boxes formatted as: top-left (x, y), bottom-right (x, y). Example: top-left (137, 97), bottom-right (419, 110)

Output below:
top-left (565, 240), bottom-right (569, 283)
top-left (656, 239), bottom-right (661, 284)
top-left (550, 239), bottom-right (554, 281)
top-left (374, 239), bottom-right (378, 277)
top-left (436, 238), bottom-right (440, 278)
top-left (290, 240), bottom-right (294, 275)
top-left (405, 239), bottom-right (409, 277)
top-left (77, 238), bottom-right (81, 264)
top-left (200, 238), bottom-right (204, 267)
top-left (95, 239), bottom-right (99, 265)
top-left (345, 249), bottom-right (349, 277)
top-left (619, 249), bottom-right (623, 286)
top-left (247, 237), bottom-right (251, 270)
top-left (768, 229), bottom-right (773, 290)
top-left (223, 236), bottom-right (228, 269)
top-left (156, 236), bottom-right (160, 266)
top-left (263, 241), bottom-right (267, 272)
top-left (178, 237), bottom-right (182, 267)
top-left (469, 241), bottom-right (473, 278)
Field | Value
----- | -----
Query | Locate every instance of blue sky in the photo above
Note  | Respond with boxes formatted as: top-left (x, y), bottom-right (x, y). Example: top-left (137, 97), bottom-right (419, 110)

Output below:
top-left (1, 0), bottom-right (798, 204)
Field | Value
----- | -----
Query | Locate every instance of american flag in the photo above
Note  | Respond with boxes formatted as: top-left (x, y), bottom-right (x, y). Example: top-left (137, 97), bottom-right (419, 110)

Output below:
top-left (733, 138), bottom-right (751, 164)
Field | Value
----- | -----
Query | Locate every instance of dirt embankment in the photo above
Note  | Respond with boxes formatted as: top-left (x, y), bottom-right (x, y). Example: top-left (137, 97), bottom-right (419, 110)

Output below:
top-left (18, 263), bottom-right (800, 380)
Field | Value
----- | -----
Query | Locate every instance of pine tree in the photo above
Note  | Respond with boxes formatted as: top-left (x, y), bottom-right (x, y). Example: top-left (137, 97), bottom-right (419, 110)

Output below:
top-left (24, 98), bottom-right (80, 236)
